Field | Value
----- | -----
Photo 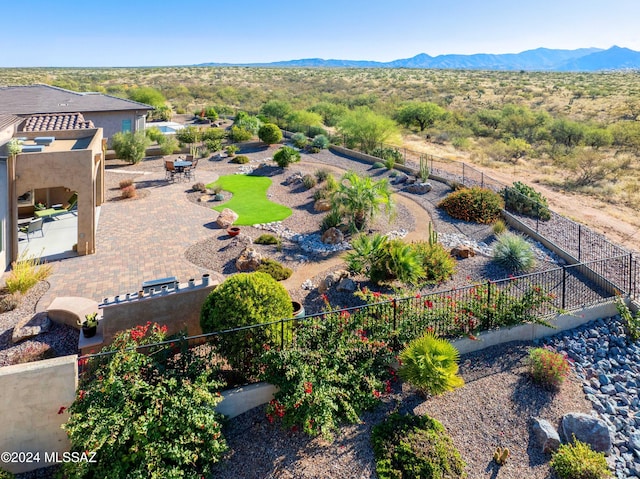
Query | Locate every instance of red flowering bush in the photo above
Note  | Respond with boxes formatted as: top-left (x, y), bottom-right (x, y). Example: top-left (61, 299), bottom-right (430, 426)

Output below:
top-left (61, 323), bottom-right (226, 478)
top-left (260, 298), bottom-right (395, 439)
top-left (528, 346), bottom-right (572, 389)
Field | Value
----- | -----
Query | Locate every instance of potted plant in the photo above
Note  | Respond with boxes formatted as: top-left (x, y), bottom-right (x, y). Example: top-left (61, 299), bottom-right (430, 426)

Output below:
top-left (35, 201), bottom-right (47, 211)
top-left (227, 226), bottom-right (241, 237)
top-left (78, 312), bottom-right (99, 338)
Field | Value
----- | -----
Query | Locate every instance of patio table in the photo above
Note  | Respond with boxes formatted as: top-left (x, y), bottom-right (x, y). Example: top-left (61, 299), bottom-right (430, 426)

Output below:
top-left (173, 160), bottom-right (192, 181)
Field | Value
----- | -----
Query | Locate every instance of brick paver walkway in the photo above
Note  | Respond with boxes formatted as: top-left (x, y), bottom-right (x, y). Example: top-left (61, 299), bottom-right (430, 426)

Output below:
top-left (38, 156), bottom-right (225, 310)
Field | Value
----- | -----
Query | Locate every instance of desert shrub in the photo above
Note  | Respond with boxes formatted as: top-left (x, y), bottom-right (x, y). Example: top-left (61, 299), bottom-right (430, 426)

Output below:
top-left (411, 241), bottom-right (456, 284)
top-left (307, 125), bottom-right (327, 138)
top-left (10, 342), bottom-right (55, 364)
top-left (438, 186), bottom-right (504, 224)
top-left (225, 144), bottom-right (239, 156)
top-left (320, 210), bottom-right (343, 232)
top-left (273, 146), bottom-right (301, 168)
top-left (312, 134), bottom-right (329, 149)
top-left (314, 168), bottom-right (331, 182)
top-left (256, 258), bottom-right (292, 281)
top-left (192, 182), bottom-right (207, 192)
top-left (230, 125), bottom-right (253, 142)
top-left (202, 128), bottom-right (226, 141)
top-left (204, 138), bottom-right (223, 152)
top-left (492, 232), bottom-right (536, 273)
top-left (200, 272), bottom-right (293, 376)
top-left (302, 174), bottom-right (317, 189)
top-left (121, 185), bottom-right (136, 199)
top-left (254, 234), bottom-right (281, 245)
top-left (291, 132), bottom-right (309, 149)
top-left (145, 126), bottom-right (165, 143)
top-left (204, 105), bottom-right (218, 120)
top-left (399, 333), bottom-right (464, 396)
top-left (0, 291), bottom-right (21, 312)
top-left (371, 146), bottom-right (405, 165)
top-left (118, 178), bottom-right (133, 189)
top-left (111, 131), bottom-right (150, 164)
top-left (615, 296), bottom-right (640, 341)
top-left (502, 181), bottom-right (551, 220)
top-left (372, 161), bottom-right (385, 169)
top-left (259, 299), bottom-right (395, 439)
top-left (61, 323), bottom-right (226, 479)
top-left (6, 252), bottom-right (53, 294)
top-left (372, 413), bottom-right (467, 479)
top-left (230, 155), bottom-right (250, 164)
top-left (551, 438), bottom-right (610, 479)
top-left (345, 234), bottom-right (425, 286)
top-left (258, 123), bottom-right (283, 144)
top-left (528, 347), bottom-right (571, 389)
top-left (158, 135), bottom-right (179, 155)
top-left (384, 156), bottom-right (395, 170)
top-left (492, 219), bottom-right (507, 235)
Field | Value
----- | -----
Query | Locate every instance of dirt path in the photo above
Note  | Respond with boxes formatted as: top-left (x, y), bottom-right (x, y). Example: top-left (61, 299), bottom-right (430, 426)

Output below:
top-left (403, 137), bottom-right (640, 252)
top-left (281, 194), bottom-right (434, 290)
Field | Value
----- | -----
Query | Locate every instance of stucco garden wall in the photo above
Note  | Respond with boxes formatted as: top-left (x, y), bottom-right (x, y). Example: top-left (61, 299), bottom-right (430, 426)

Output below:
top-left (0, 356), bottom-right (77, 474)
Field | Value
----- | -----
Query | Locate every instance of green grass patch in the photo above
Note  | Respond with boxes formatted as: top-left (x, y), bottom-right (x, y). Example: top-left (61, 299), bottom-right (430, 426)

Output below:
top-left (207, 175), bottom-right (292, 225)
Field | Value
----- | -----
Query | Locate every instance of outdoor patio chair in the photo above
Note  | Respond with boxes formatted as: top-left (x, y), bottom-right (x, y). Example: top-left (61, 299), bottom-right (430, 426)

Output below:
top-left (34, 192), bottom-right (78, 220)
top-left (185, 158), bottom-right (198, 180)
top-left (165, 160), bottom-right (176, 182)
top-left (18, 217), bottom-right (44, 241)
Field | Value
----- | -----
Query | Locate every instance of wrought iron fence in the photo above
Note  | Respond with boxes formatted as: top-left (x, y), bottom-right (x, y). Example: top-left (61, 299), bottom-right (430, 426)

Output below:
top-left (78, 255), bottom-right (632, 380)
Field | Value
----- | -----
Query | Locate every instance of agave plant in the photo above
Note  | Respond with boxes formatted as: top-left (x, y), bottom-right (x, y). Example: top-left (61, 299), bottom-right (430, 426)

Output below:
top-left (399, 333), bottom-right (464, 396)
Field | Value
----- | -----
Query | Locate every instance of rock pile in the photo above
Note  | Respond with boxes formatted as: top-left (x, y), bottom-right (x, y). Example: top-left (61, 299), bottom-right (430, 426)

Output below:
top-left (544, 315), bottom-right (640, 478)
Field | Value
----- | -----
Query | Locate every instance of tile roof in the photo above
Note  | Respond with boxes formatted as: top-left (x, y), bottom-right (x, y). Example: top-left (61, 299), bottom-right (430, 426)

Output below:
top-left (0, 114), bottom-right (24, 131)
top-left (21, 113), bottom-right (95, 132)
top-left (0, 84), bottom-right (154, 115)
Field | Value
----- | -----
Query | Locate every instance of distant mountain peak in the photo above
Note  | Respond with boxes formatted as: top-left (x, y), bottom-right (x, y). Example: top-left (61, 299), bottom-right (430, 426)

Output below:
top-left (197, 47), bottom-right (640, 71)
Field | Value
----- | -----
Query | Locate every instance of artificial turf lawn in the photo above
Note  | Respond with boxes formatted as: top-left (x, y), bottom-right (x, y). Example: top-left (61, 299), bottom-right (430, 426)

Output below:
top-left (208, 175), bottom-right (292, 225)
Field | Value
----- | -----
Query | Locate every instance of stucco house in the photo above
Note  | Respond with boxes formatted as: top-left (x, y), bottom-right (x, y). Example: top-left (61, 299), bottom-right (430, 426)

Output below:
top-left (0, 84), bottom-right (153, 142)
top-left (0, 114), bottom-right (105, 272)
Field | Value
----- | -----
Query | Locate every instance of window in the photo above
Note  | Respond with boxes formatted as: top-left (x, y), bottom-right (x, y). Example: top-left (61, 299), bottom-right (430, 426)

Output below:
top-left (121, 119), bottom-right (132, 132)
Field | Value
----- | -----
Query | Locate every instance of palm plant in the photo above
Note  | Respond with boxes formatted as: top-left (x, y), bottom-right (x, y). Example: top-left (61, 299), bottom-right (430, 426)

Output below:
top-left (331, 171), bottom-right (394, 232)
top-left (399, 333), bottom-right (464, 396)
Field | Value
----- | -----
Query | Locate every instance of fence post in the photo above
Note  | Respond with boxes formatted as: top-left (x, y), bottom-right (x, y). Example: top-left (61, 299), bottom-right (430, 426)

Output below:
top-left (462, 163), bottom-right (466, 185)
top-left (392, 298), bottom-right (397, 331)
top-left (481, 172), bottom-right (484, 188)
top-left (629, 253), bottom-right (634, 295)
top-left (280, 319), bottom-right (284, 349)
top-left (486, 281), bottom-right (492, 327)
top-left (561, 266), bottom-right (567, 310)
top-left (579, 225), bottom-right (584, 259)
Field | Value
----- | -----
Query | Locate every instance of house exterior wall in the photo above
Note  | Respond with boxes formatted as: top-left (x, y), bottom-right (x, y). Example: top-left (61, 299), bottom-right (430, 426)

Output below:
top-left (0, 158), bottom-right (7, 272)
top-left (82, 110), bottom-right (147, 144)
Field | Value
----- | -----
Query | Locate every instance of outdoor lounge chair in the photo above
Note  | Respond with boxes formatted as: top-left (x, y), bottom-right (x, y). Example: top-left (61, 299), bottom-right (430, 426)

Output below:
top-left (18, 217), bottom-right (45, 241)
top-left (34, 192), bottom-right (78, 219)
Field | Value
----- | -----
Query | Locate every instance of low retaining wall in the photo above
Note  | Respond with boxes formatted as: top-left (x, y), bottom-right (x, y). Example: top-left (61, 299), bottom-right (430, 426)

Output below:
top-left (0, 356), bottom-right (77, 474)
top-left (1, 300), bottom-right (624, 474)
top-left (79, 276), bottom-right (218, 355)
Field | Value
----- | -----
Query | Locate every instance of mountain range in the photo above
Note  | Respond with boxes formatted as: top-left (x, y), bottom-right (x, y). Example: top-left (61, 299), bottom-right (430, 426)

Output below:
top-left (198, 46), bottom-right (640, 71)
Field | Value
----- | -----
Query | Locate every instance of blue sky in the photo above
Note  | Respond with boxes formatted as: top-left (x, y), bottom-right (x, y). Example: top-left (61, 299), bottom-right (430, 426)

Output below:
top-left (2, 0), bottom-right (639, 67)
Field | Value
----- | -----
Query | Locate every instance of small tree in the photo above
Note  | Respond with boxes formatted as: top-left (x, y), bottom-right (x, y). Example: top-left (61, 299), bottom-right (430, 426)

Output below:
top-left (273, 145), bottom-right (301, 168)
top-left (338, 107), bottom-right (401, 153)
top-left (331, 171), bottom-right (394, 232)
top-left (128, 86), bottom-right (166, 109)
top-left (260, 100), bottom-right (292, 124)
top-left (230, 125), bottom-right (253, 142)
top-left (396, 101), bottom-right (446, 131)
top-left (258, 123), bottom-right (283, 144)
top-left (111, 131), bottom-right (150, 164)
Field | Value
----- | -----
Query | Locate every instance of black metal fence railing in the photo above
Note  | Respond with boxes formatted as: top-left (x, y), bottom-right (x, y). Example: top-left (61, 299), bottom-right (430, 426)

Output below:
top-left (78, 255), bottom-right (632, 380)
top-left (342, 138), bottom-right (628, 261)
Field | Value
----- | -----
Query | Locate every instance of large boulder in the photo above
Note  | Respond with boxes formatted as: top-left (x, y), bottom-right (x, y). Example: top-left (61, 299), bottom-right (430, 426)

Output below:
top-left (405, 182), bottom-right (432, 194)
top-left (561, 412), bottom-right (612, 453)
top-left (531, 417), bottom-right (561, 453)
top-left (216, 208), bottom-right (238, 229)
top-left (336, 277), bottom-right (357, 293)
top-left (11, 311), bottom-right (52, 344)
top-left (284, 171), bottom-right (303, 185)
top-left (321, 227), bottom-right (344, 245)
top-left (314, 199), bottom-right (332, 212)
top-left (235, 247), bottom-right (263, 272)
top-left (318, 270), bottom-right (350, 293)
top-left (451, 245), bottom-right (476, 258)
